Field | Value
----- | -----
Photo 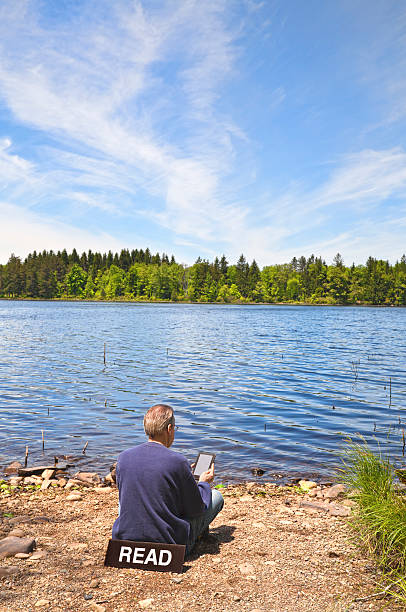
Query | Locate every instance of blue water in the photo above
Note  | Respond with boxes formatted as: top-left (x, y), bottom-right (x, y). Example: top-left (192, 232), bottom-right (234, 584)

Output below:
top-left (0, 301), bottom-right (405, 480)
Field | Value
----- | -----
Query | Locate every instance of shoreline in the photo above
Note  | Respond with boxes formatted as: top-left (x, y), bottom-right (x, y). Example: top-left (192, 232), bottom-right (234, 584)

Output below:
top-left (0, 296), bottom-right (402, 308)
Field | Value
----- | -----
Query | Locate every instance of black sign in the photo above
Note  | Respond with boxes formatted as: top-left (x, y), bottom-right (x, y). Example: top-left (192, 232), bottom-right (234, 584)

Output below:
top-left (104, 539), bottom-right (185, 574)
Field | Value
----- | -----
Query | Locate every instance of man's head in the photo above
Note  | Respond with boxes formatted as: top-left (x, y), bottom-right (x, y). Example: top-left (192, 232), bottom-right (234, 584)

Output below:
top-left (144, 404), bottom-right (175, 447)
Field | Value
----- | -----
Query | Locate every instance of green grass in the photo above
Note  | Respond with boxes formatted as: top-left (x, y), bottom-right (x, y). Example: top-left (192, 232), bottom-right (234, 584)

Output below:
top-left (339, 438), bottom-right (406, 605)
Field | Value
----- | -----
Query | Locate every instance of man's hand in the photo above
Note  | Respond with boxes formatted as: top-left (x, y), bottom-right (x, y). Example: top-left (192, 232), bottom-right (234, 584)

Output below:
top-left (198, 463), bottom-right (214, 483)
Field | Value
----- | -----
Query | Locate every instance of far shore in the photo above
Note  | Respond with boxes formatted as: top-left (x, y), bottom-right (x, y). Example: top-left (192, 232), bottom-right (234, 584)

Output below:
top-left (0, 296), bottom-right (401, 307)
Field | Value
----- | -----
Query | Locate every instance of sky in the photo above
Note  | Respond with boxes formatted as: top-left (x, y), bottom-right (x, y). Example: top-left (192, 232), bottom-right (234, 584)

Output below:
top-left (0, 0), bottom-right (406, 267)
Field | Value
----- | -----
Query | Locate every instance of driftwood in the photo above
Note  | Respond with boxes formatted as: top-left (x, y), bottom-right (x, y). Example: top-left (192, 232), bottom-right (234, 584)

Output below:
top-left (18, 463), bottom-right (68, 477)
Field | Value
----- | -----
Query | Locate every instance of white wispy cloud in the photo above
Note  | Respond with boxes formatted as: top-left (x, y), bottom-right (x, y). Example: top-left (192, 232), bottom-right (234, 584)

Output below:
top-left (0, 0), bottom-right (250, 262)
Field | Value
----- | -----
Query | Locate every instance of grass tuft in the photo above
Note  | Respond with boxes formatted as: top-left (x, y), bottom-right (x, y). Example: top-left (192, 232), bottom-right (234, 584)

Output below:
top-left (339, 438), bottom-right (406, 604)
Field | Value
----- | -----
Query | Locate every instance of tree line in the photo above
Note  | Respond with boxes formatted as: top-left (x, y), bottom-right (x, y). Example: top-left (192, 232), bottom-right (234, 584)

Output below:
top-left (1, 248), bottom-right (406, 305)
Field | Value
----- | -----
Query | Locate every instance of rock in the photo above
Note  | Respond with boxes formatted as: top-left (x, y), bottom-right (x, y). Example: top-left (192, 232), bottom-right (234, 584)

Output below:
top-left (30, 550), bottom-right (47, 560)
top-left (328, 550), bottom-right (340, 558)
top-left (40, 480), bottom-right (52, 490)
top-left (246, 482), bottom-right (256, 490)
top-left (89, 603), bottom-right (106, 612)
top-left (65, 479), bottom-right (82, 489)
top-left (94, 487), bottom-right (113, 493)
top-left (8, 515), bottom-right (32, 525)
top-left (9, 476), bottom-right (23, 486)
top-left (300, 500), bottom-right (329, 513)
top-left (14, 552), bottom-right (30, 559)
top-left (73, 472), bottom-right (101, 486)
top-left (299, 480), bottom-right (317, 492)
top-left (328, 504), bottom-right (352, 517)
top-left (171, 576), bottom-right (183, 584)
top-left (0, 536), bottom-right (36, 560)
top-left (57, 478), bottom-right (67, 487)
top-left (84, 594), bottom-right (93, 600)
top-left (0, 566), bottom-right (19, 576)
top-left (323, 484), bottom-right (346, 499)
top-left (66, 493), bottom-right (83, 501)
top-left (4, 461), bottom-right (23, 475)
top-left (23, 476), bottom-right (42, 485)
top-left (239, 563), bottom-right (255, 575)
top-left (138, 599), bottom-right (154, 609)
top-left (239, 495), bottom-right (253, 502)
top-left (104, 472), bottom-right (115, 484)
top-left (34, 600), bottom-right (50, 608)
top-left (8, 529), bottom-right (25, 537)
top-left (41, 469), bottom-right (56, 480)
top-left (89, 578), bottom-right (100, 588)
top-left (251, 467), bottom-right (266, 476)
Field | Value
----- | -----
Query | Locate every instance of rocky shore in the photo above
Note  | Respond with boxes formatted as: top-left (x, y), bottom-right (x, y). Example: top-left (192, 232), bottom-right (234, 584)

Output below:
top-left (0, 462), bottom-right (400, 612)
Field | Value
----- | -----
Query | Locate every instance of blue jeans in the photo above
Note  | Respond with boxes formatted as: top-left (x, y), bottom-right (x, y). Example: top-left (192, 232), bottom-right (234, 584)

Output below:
top-left (186, 489), bottom-right (224, 555)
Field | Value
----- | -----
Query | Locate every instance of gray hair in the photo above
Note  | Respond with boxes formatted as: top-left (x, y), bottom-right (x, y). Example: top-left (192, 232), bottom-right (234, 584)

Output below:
top-left (144, 404), bottom-right (174, 437)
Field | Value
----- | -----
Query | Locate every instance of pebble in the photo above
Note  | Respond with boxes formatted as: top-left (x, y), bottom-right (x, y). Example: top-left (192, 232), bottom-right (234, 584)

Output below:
top-left (34, 600), bottom-right (50, 608)
top-left (138, 598), bottom-right (154, 609)
top-left (15, 552), bottom-right (30, 559)
top-left (94, 487), bottom-right (113, 493)
top-left (0, 566), bottom-right (19, 576)
top-left (30, 550), bottom-right (47, 560)
top-left (323, 484), bottom-right (346, 499)
top-left (89, 578), bottom-right (100, 588)
top-left (328, 504), bottom-right (351, 517)
top-left (66, 494), bottom-right (83, 501)
top-left (239, 563), bottom-right (255, 575)
top-left (4, 461), bottom-right (22, 475)
top-left (41, 469), bottom-right (56, 480)
top-left (40, 480), bottom-right (52, 490)
top-left (171, 576), bottom-right (183, 584)
top-left (8, 529), bottom-right (25, 537)
top-left (298, 480), bottom-right (317, 492)
top-left (84, 593), bottom-right (93, 600)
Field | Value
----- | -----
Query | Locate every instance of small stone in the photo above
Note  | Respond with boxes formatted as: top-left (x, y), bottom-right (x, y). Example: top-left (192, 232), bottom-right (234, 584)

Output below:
top-left (328, 551), bottom-right (340, 558)
top-left (89, 578), bottom-right (100, 588)
top-left (9, 476), bottom-right (23, 486)
top-left (8, 529), bottom-right (24, 537)
top-left (299, 480), bottom-right (317, 492)
top-left (94, 487), bottom-right (113, 493)
top-left (234, 595), bottom-right (241, 601)
top-left (300, 500), bottom-right (329, 513)
top-left (322, 484), bottom-right (346, 499)
top-left (41, 469), bottom-right (56, 480)
top-left (74, 472), bottom-right (101, 486)
top-left (40, 480), bottom-right (52, 490)
top-left (0, 536), bottom-right (36, 560)
top-left (66, 494), bottom-right (82, 501)
top-left (30, 550), bottom-right (47, 560)
top-left (138, 598), bottom-right (154, 609)
top-left (84, 594), bottom-right (93, 600)
top-left (171, 576), bottom-right (183, 584)
top-left (14, 552), bottom-right (30, 559)
top-left (239, 563), bottom-right (255, 575)
top-left (34, 600), bottom-right (50, 608)
top-left (4, 461), bottom-right (22, 475)
top-left (0, 566), bottom-right (19, 576)
top-left (104, 472), bottom-right (115, 484)
top-left (328, 504), bottom-right (351, 517)
top-left (57, 478), bottom-right (67, 487)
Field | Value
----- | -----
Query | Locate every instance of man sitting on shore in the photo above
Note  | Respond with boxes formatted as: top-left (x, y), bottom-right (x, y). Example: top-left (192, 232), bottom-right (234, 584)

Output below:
top-left (112, 404), bottom-right (224, 555)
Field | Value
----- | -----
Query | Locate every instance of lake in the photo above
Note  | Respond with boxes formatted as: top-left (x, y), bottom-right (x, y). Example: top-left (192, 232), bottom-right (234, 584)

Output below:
top-left (0, 301), bottom-right (405, 481)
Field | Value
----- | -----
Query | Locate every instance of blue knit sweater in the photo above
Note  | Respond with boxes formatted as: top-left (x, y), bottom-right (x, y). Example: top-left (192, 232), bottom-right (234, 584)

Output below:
top-left (112, 442), bottom-right (211, 545)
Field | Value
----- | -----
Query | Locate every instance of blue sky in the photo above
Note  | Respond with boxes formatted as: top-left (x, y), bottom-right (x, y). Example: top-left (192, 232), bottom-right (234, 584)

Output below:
top-left (0, 0), bottom-right (406, 266)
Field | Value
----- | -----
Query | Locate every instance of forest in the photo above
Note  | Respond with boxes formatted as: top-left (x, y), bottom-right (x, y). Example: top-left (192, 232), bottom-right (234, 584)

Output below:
top-left (1, 248), bottom-right (406, 305)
